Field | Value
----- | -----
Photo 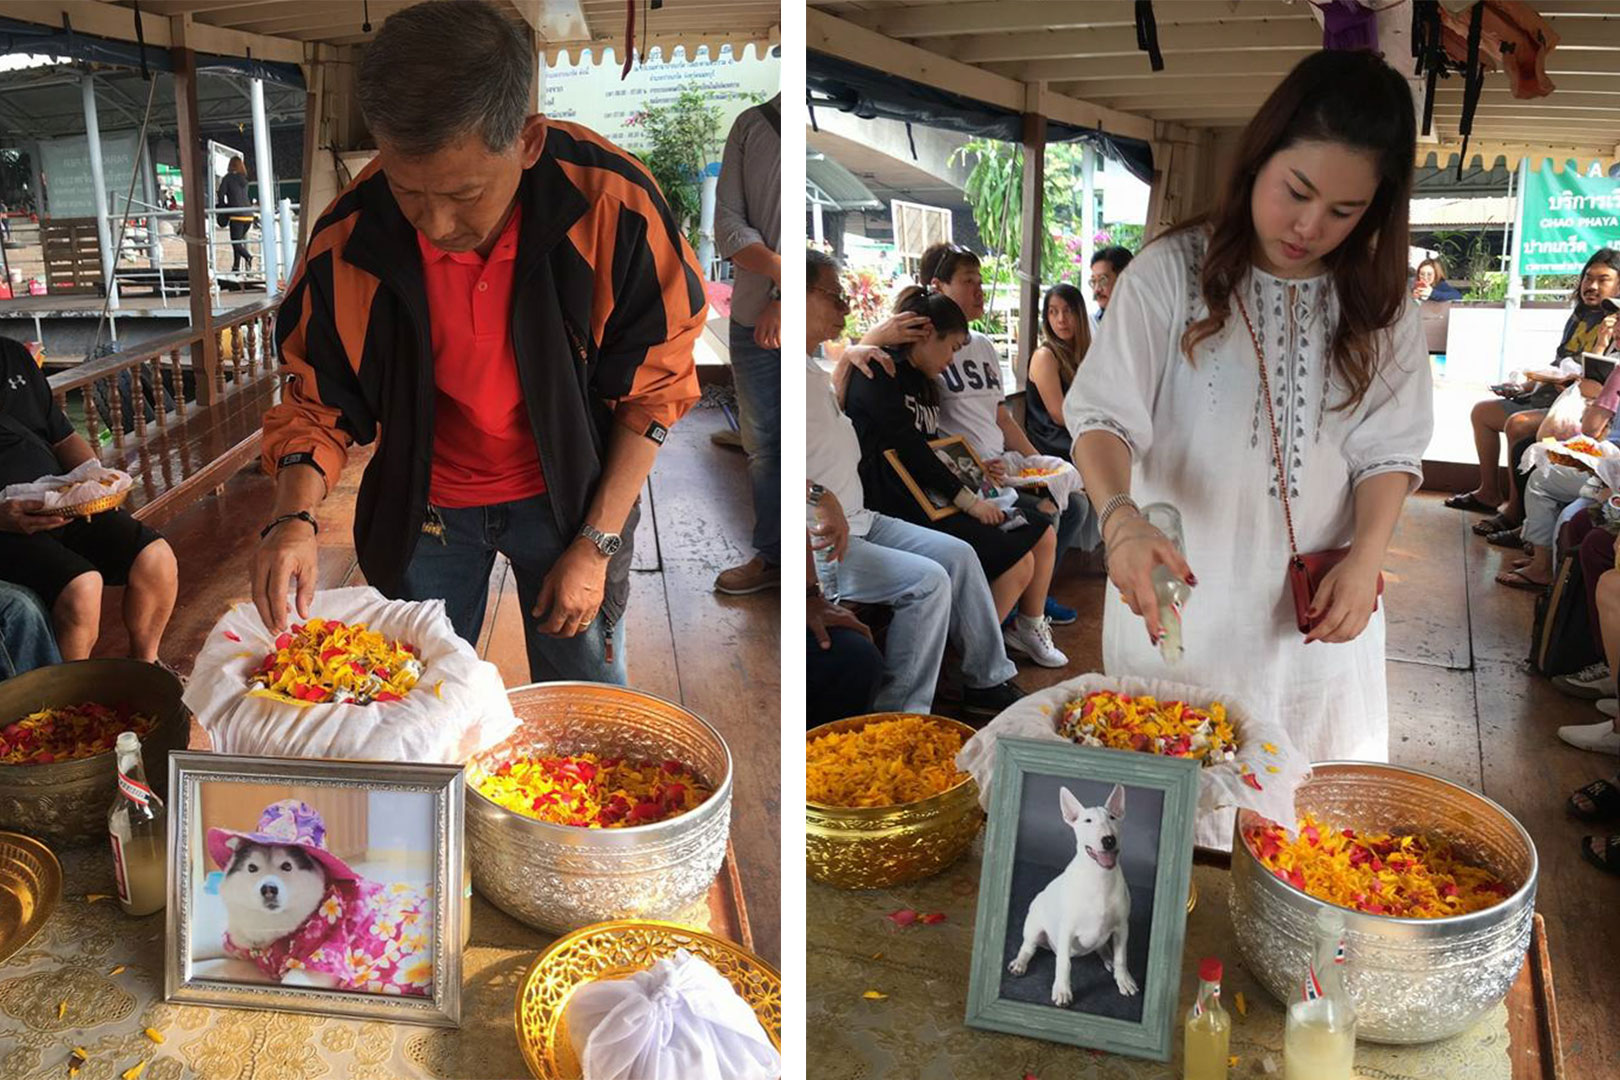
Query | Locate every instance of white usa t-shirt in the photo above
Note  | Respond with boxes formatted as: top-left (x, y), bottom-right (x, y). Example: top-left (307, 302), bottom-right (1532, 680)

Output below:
top-left (936, 331), bottom-right (1007, 458)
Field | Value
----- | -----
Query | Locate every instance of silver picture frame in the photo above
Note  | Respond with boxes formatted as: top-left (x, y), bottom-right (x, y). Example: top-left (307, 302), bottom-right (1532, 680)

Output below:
top-left (165, 751), bottom-right (465, 1027)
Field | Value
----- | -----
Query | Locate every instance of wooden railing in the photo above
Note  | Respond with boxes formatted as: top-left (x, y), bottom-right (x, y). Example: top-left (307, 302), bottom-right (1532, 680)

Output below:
top-left (47, 299), bottom-right (279, 456)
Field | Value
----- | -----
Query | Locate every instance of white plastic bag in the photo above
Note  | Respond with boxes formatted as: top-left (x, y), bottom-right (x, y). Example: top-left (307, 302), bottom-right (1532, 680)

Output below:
top-left (1538, 382), bottom-right (1589, 442)
top-left (184, 586), bottom-right (518, 763)
top-left (956, 672), bottom-right (1311, 834)
top-left (0, 460), bottom-right (132, 510)
top-left (566, 949), bottom-right (781, 1080)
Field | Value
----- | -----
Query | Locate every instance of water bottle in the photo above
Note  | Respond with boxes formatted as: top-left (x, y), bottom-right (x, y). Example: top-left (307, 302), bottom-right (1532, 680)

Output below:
top-left (1141, 502), bottom-right (1191, 663)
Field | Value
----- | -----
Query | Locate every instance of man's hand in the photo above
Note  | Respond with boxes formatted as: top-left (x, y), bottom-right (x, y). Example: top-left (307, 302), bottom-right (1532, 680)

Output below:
top-left (809, 595), bottom-right (872, 650)
top-left (965, 499), bottom-right (1005, 526)
top-left (985, 458), bottom-right (1009, 485)
top-left (753, 300), bottom-right (781, 350)
top-left (809, 488), bottom-right (852, 561)
top-left (533, 539), bottom-right (609, 637)
top-left (252, 517), bottom-right (319, 632)
top-left (0, 499), bottom-right (69, 534)
top-left (860, 311), bottom-right (931, 348)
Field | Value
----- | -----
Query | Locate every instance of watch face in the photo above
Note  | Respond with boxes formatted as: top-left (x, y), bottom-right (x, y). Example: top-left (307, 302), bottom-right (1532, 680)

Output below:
top-left (601, 534), bottom-right (623, 556)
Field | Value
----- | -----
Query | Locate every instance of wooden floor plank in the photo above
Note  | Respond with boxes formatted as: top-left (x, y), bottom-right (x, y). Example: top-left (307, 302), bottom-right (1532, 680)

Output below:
top-left (1386, 659), bottom-right (1482, 790)
top-left (1385, 494), bottom-right (1473, 670)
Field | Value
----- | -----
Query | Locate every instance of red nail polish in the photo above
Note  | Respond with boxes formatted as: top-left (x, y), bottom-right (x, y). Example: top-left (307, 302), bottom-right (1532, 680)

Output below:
top-left (1187, 574), bottom-right (1199, 586)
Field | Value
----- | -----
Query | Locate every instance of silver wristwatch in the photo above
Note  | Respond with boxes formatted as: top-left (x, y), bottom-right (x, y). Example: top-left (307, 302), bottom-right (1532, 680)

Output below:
top-left (578, 522), bottom-right (623, 557)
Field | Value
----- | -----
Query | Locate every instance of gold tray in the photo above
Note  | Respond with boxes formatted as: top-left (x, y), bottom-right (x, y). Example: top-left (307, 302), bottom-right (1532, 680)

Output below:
top-left (514, 920), bottom-right (781, 1080)
top-left (0, 831), bottom-right (61, 963)
top-left (26, 489), bottom-right (130, 519)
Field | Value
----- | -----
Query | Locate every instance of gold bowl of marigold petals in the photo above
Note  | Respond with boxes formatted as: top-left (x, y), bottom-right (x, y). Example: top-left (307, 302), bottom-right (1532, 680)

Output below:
top-left (806, 714), bottom-right (983, 889)
top-left (464, 682), bottom-right (732, 935)
top-left (0, 660), bottom-right (189, 846)
top-left (1230, 761), bottom-right (1538, 1044)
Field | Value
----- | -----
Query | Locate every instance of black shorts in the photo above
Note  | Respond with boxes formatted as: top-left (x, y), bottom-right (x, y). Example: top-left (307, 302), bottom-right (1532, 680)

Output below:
top-left (0, 509), bottom-right (164, 608)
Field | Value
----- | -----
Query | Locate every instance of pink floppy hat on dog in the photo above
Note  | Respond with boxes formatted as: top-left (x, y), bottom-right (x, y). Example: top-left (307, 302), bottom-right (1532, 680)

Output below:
top-left (206, 799), bottom-right (361, 883)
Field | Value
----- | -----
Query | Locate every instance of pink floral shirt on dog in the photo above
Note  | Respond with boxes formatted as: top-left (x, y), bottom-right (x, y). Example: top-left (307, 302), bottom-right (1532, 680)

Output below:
top-left (223, 878), bottom-right (435, 996)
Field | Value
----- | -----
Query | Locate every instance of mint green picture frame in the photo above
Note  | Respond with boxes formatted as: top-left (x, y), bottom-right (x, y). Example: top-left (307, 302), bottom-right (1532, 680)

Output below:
top-left (964, 737), bottom-right (1200, 1062)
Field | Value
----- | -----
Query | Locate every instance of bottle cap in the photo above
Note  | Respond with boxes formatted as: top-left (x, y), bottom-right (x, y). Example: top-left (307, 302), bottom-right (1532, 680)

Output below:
top-left (1199, 956), bottom-right (1222, 983)
top-left (1316, 906), bottom-right (1346, 934)
top-left (115, 731), bottom-right (139, 754)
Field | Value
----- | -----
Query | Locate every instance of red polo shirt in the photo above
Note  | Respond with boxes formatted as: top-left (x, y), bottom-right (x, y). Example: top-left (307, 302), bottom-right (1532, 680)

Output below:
top-left (418, 205), bottom-right (546, 508)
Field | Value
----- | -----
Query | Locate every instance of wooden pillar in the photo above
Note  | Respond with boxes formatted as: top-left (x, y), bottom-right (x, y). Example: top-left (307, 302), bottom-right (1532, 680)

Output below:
top-left (297, 45), bottom-right (327, 255)
top-left (170, 23), bottom-right (219, 406)
top-left (1018, 110), bottom-right (1047, 390)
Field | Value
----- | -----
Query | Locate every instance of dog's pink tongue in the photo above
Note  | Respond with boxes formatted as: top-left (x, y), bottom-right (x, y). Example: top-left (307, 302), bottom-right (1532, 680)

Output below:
top-left (1087, 845), bottom-right (1118, 870)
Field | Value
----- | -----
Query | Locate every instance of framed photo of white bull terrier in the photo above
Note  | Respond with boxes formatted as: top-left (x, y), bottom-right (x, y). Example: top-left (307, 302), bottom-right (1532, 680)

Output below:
top-left (164, 752), bottom-right (465, 1026)
top-left (965, 738), bottom-right (1199, 1061)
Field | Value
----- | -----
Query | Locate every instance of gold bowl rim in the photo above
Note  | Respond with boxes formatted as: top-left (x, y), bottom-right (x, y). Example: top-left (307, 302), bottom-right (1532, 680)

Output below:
top-left (805, 713), bottom-right (979, 815)
top-left (0, 830), bottom-right (62, 964)
top-left (1233, 760), bottom-right (1539, 928)
top-left (513, 918), bottom-right (781, 1080)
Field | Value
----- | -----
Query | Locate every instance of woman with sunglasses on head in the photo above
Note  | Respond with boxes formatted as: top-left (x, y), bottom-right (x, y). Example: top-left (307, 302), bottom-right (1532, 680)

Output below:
top-left (1065, 50), bottom-right (1433, 846)
top-left (844, 287), bottom-right (1067, 667)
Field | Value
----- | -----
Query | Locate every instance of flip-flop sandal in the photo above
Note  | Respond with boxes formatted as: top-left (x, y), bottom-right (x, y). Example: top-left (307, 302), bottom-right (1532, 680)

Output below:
top-left (1473, 513), bottom-right (1517, 536)
top-left (1570, 778), bottom-right (1620, 823)
top-left (1486, 527), bottom-right (1528, 550)
top-left (1445, 492), bottom-right (1498, 513)
top-left (1580, 834), bottom-right (1620, 876)
top-left (1495, 567), bottom-right (1549, 591)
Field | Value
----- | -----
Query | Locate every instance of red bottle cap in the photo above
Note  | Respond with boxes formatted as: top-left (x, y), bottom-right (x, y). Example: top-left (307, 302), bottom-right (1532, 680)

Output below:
top-left (1199, 957), bottom-right (1223, 983)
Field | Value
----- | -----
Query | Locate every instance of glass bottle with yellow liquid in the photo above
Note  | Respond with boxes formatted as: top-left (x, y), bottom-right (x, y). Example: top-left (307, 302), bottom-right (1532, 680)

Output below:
top-left (1183, 955), bottom-right (1230, 1080)
top-left (1284, 907), bottom-right (1357, 1080)
top-left (108, 731), bottom-right (167, 916)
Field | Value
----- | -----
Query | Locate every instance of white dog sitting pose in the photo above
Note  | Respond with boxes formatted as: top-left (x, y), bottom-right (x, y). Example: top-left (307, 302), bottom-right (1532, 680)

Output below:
top-left (1008, 784), bottom-right (1138, 1006)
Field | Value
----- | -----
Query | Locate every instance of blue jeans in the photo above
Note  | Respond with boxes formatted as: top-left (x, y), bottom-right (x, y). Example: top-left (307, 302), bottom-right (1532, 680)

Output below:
top-left (730, 322), bottom-right (780, 566)
top-left (1055, 492), bottom-right (1101, 555)
top-left (397, 494), bottom-right (627, 685)
top-left (0, 581), bottom-right (60, 679)
top-left (818, 513), bottom-right (1017, 712)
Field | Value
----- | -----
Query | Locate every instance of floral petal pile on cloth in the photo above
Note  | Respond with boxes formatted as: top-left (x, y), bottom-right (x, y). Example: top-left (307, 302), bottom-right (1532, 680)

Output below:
top-left (185, 586), bottom-right (518, 764)
top-left (1057, 690), bottom-right (1238, 767)
top-left (807, 716), bottom-right (968, 808)
top-left (957, 673), bottom-right (1310, 830)
top-left (0, 460), bottom-right (133, 511)
top-left (0, 701), bottom-right (156, 764)
top-left (247, 618), bottom-right (423, 706)
top-left (1245, 812), bottom-right (1513, 918)
top-left (471, 753), bottom-right (710, 828)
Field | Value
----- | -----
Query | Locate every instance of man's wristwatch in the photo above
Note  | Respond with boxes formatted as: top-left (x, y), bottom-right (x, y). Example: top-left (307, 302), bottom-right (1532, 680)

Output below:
top-left (768, 284), bottom-right (782, 301)
top-left (578, 522), bottom-right (623, 557)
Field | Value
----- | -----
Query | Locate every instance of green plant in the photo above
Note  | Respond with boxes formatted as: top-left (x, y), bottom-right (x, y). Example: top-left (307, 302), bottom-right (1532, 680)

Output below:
top-left (1471, 272), bottom-right (1509, 303)
top-left (628, 88), bottom-right (727, 249)
top-left (952, 140), bottom-right (1097, 281)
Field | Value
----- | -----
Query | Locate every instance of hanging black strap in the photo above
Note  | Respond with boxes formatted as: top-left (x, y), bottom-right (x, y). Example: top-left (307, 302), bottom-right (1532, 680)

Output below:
top-left (1456, 1), bottom-right (1486, 179)
top-left (806, 92), bottom-right (819, 133)
top-left (905, 121), bottom-right (918, 161)
top-left (131, 0), bottom-right (149, 80)
top-left (1135, 1), bottom-right (1165, 72)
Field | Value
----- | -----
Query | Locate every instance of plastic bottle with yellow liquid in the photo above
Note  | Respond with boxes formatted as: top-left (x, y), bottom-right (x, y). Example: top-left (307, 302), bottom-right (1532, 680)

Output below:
top-left (1183, 955), bottom-right (1230, 1080)
top-left (1283, 907), bottom-right (1357, 1080)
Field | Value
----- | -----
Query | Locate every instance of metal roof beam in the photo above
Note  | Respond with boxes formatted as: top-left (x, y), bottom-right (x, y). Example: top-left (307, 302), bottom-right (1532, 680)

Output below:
top-left (938, 18), bottom-right (1321, 65)
top-left (841, 0), bottom-right (1294, 39)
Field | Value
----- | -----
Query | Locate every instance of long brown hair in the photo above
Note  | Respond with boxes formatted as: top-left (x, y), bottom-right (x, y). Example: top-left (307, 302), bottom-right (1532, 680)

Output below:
top-left (1039, 283), bottom-right (1091, 388)
top-left (1173, 50), bottom-right (1416, 411)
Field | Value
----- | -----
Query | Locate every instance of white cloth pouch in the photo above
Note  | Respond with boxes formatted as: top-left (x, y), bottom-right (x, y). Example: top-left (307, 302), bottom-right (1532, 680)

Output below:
top-left (1523, 433), bottom-right (1620, 480)
top-left (566, 949), bottom-right (781, 1080)
top-left (956, 672), bottom-right (1312, 833)
top-left (185, 585), bottom-right (518, 763)
top-left (1000, 450), bottom-right (1085, 507)
top-left (1538, 381), bottom-right (1589, 442)
top-left (1, 460), bottom-right (133, 510)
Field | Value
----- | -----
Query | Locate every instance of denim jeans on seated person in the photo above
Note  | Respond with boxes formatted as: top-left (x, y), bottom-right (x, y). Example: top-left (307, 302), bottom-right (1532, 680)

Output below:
top-left (1056, 492), bottom-right (1101, 555)
top-left (397, 494), bottom-right (627, 685)
top-left (816, 513), bottom-right (1017, 713)
top-left (0, 581), bottom-right (60, 679)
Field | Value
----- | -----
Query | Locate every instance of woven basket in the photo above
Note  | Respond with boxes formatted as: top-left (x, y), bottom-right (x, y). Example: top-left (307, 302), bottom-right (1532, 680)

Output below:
top-left (27, 489), bottom-right (130, 519)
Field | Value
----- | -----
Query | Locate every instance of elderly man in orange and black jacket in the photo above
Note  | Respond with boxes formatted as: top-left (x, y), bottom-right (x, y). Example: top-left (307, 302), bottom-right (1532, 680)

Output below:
top-left (253, 0), bottom-right (705, 684)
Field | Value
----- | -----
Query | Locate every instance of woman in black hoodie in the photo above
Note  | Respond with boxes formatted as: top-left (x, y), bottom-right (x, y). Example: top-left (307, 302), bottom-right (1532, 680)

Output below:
top-left (219, 157), bottom-right (253, 273)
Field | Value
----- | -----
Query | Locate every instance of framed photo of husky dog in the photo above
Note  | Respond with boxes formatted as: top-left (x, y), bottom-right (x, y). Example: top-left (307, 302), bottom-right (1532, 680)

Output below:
top-left (964, 738), bottom-right (1199, 1061)
top-left (164, 752), bottom-right (465, 1026)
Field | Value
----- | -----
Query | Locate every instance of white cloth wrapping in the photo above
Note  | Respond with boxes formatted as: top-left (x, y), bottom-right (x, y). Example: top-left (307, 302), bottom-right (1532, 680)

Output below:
top-left (1060, 229), bottom-right (1432, 848)
top-left (566, 950), bottom-right (781, 1080)
top-left (184, 586), bottom-right (518, 763)
top-left (1538, 382), bottom-right (1590, 442)
top-left (956, 673), bottom-right (1311, 840)
top-left (0, 460), bottom-right (132, 510)
top-left (998, 451), bottom-right (1085, 509)
top-left (1522, 434), bottom-right (1620, 482)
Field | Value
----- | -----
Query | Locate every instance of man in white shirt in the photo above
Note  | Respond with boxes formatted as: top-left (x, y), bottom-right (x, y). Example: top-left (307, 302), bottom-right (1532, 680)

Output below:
top-left (806, 250), bottom-right (1022, 718)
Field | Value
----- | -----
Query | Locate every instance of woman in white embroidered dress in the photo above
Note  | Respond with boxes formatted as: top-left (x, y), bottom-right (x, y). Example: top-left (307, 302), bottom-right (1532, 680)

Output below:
top-left (1064, 50), bottom-right (1433, 846)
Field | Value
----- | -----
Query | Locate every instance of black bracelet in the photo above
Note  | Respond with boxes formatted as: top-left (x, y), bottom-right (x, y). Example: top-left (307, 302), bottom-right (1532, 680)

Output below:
top-left (260, 511), bottom-right (319, 540)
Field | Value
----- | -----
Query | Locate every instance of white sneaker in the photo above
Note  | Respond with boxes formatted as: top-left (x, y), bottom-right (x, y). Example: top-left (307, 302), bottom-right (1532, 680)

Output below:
top-left (1553, 661), bottom-right (1613, 699)
top-left (1004, 615), bottom-right (1068, 668)
top-left (1558, 720), bottom-right (1620, 754)
top-left (1600, 698), bottom-right (1619, 719)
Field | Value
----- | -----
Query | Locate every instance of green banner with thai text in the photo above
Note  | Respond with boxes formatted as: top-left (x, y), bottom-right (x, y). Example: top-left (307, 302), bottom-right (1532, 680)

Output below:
top-left (1519, 163), bottom-right (1620, 275)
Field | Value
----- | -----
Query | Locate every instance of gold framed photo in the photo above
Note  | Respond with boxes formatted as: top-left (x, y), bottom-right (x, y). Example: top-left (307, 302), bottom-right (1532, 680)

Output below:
top-left (883, 435), bottom-right (989, 521)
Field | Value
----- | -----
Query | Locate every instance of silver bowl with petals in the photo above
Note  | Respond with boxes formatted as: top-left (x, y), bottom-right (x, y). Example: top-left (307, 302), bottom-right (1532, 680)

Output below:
top-left (1229, 761), bottom-right (1537, 1044)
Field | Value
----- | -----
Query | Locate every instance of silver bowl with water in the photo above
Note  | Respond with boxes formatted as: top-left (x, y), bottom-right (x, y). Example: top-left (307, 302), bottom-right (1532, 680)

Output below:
top-left (1229, 761), bottom-right (1537, 1044)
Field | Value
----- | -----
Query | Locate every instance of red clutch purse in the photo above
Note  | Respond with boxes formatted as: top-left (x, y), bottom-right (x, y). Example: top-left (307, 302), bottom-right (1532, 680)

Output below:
top-left (1238, 296), bottom-right (1384, 638)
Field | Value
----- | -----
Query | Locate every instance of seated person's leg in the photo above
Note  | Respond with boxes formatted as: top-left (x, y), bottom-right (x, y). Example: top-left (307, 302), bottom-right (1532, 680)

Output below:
top-left (0, 528), bottom-right (104, 660)
top-left (1464, 398), bottom-right (1512, 504)
top-left (0, 581), bottom-right (61, 678)
top-left (820, 531), bottom-right (951, 714)
top-left (52, 571), bottom-right (103, 660)
top-left (1579, 525), bottom-right (1617, 642)
top-left (1502, 414), bottom-right (1546, 522)
top-left (54, 511), bottom-right (172, 661)
top-left (1558, 570), bottom-right (1620, 754)
top-left (807, 626), bottom-right (884, 727)
top-left (1506, 466), bottom-right (1588, 586)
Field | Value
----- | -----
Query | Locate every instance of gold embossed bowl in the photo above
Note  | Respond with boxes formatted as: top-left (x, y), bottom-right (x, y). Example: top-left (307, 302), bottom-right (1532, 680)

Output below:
top-left (514, 919), bottom-right (781, 1080)
top-left (0, 660), bottom-right (189, 846)
top-left (466, 682), bottom-right (733, 935)
top-left (0, 831), bottom-right (61, 963)
top-left (806, 714), bottom-right (983, 889)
